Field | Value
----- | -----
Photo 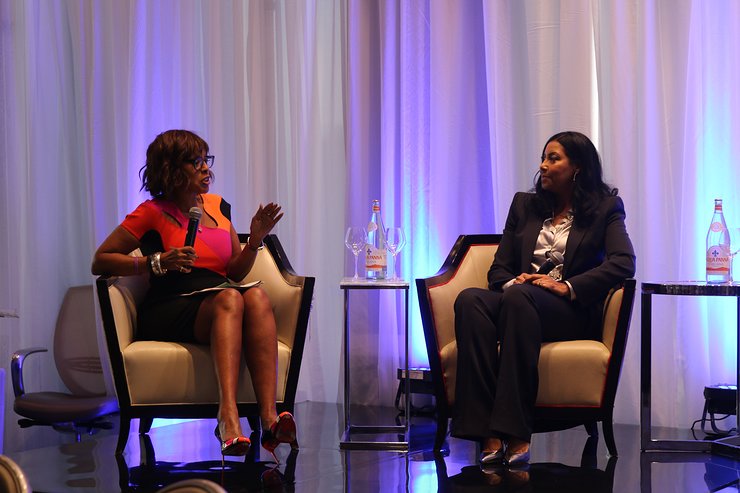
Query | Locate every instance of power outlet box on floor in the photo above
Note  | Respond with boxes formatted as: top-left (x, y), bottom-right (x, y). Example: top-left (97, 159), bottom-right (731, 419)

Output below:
top-left (395, 367), bottom-right (436, 414)
top-left (704, 384), bottom-right (737, 415)
top-left (397, 368), bottom-right (435, 394)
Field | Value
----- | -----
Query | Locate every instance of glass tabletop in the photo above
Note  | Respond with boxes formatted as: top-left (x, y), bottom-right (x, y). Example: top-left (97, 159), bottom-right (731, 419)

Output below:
top-left (641, 280), bottom-right (740, 296)
top-left (340, 278), bottom-right (409, 289)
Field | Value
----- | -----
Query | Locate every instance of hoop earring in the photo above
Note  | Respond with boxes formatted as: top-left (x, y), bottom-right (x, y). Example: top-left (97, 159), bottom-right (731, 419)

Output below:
top-left (572, 170), bottom-right (579, 182)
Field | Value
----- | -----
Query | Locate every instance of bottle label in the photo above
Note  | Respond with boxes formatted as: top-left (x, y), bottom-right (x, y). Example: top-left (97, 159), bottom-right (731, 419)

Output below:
top-left (710, 222), bottom-right (725, 233)
top-left (365, 245), bottom-right (387, 270)
top-left (706, 245), bottom-right (730, 273)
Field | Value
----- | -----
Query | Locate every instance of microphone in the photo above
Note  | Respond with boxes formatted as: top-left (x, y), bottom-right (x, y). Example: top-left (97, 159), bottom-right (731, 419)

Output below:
top-left (184, 207), bottom-right (202, 247)
top-left (536, 250), bottom-right (565, 275)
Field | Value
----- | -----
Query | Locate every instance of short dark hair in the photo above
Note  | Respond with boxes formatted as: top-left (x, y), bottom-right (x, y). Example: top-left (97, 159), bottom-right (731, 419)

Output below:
top-left (139, 129), bottom-right (212, 198)
top-left (533, 131), bottom-right (616, 225)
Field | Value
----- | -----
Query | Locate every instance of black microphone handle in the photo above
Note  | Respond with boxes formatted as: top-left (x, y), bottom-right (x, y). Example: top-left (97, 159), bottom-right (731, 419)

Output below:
top-left (536, 259), bottom-right (556, 275)
top-left (185, 217), bottom-right (199, 247)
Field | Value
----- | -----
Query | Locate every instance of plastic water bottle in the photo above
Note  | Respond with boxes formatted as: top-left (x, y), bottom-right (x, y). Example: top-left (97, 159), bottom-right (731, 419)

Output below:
top-left (365, 200), bottom-right (387, 279)
top-left (706, 198), bottom-right (731, 283)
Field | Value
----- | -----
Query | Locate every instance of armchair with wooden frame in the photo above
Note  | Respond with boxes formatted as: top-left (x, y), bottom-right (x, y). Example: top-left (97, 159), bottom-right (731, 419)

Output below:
top-left (416, 234), bottom-right (636, 456)
top-left (95, 234), bottom-right (314, 455)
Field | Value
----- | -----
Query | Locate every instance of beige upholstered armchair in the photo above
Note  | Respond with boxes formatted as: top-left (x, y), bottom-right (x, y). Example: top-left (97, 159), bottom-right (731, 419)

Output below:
top-left (416, 234), bottom-right (635, 455)
top-left (95, 234), bottom-right (314, 455)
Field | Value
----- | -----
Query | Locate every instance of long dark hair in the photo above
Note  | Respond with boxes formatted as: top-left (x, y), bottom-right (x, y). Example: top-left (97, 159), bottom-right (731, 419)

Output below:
top-left (139, 129), bottom-right (213, 198)
top-left (532, 131), bottom-right (616, 226)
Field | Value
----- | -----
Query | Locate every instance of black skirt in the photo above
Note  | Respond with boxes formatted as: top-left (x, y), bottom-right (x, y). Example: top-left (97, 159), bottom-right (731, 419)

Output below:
top-left (137, 268), bottom-right (252, 343)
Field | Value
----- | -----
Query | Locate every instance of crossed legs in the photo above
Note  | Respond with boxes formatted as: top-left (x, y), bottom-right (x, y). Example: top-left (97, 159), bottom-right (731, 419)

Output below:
top-left (194, 287), bottom-right (279, 441)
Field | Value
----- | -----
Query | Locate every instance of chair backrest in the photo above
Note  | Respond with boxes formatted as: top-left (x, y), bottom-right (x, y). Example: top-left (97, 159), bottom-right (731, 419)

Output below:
top-left (54, 285), bottom-right (107, 396)
top-left (238, 235), bottom-right (305, 349)
top-left (416, 235), bottom-right (502, 409)
top-left (102, 257), bottom-right (149, 352)
top-left (601, 285), bottom-right (624, 351)
top-left (427, 243), bottom-right (499, 352)
top-left (599, 278), bottom-right (636, 408)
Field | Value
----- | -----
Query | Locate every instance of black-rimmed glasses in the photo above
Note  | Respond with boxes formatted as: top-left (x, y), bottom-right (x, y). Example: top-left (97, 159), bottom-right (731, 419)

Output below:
top-left (187, 155), bottom-right (215, 170)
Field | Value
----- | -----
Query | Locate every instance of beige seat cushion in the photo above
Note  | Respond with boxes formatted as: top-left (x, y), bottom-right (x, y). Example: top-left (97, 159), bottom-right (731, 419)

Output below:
top-left (441, 340), bottom-right (609, 408)
top-left (123, 341), bottom-right (291, 405)
top-left (536, 340), bottom-right (609, 406)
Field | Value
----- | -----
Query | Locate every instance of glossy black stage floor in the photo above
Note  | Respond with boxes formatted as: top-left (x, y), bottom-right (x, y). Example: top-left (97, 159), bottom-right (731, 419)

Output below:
top-left (6, 401), bottom-right (740, 492)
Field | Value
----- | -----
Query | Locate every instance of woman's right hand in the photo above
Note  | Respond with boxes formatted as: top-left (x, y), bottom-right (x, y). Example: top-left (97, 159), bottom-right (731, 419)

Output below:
top-left (160, 247), bottom-right (198, 273)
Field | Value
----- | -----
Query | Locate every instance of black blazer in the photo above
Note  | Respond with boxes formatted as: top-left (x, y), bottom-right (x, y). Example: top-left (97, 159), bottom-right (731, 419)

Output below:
top-left (487, 192), bottom-right (636, 334)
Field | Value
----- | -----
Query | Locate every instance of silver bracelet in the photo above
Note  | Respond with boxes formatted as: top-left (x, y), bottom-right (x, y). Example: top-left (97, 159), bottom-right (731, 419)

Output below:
top-left (150, 252), bottom-right (167, 276)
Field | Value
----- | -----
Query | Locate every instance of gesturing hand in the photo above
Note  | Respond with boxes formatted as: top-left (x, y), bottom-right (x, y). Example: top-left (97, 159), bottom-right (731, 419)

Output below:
top-left (249, 202), bottom-right (284, 246)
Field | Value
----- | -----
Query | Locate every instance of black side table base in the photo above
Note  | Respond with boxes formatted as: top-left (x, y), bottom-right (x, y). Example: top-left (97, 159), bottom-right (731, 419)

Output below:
top-left (711, 434), bottom-right (740, 458)
top-left (641, 439), bottom-right (712, 453)
top-left (340, 425), bottom-right (408, 450)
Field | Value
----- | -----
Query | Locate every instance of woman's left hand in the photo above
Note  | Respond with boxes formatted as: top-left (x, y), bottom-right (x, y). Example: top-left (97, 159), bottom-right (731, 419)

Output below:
top-left (527, 274), bottom-right (570, 297)
top-left (248, 202), bottom-right (284, 246)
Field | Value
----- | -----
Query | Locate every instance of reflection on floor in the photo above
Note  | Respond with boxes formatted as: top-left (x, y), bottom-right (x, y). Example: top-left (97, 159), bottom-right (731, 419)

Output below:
top-left (5, 400), bottom-right (740, 492)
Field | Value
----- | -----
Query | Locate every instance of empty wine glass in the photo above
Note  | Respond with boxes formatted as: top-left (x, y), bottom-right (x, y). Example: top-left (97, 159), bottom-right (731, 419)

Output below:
top-left (345, 227), bottom-right (367, 279)
top-left (730, 228), bottom-right (740, 283)
top-left (385, 227), bottom-right (407, 281)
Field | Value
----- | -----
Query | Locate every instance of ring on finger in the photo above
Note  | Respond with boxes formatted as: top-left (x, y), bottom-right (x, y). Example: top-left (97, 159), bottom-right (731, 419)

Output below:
top-left (179, 266), bottom-right (186, 272)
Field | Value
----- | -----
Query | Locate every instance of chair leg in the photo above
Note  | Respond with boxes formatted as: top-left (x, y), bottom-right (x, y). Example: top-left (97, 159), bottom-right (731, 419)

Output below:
top-left (580, 434), bottom-right (598, 468)
top-left (139, 417), bottom-right (154, 434)
top-left (247, 415), bottom-right (260, 434)
top-left (116, 415), bottom-right (131, 455)
top-left (434, 412), bottom-right (449, 452)
top-left (584, 420), bottom-right (599, 437)
top-left (139, 433), bottom-right (156, 465)
top-left (602, 419), bottom-right (618, 457)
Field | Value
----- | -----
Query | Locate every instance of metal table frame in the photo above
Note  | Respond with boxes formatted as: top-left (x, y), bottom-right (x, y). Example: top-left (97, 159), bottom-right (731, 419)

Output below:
top-left (339, 278), bottom-right (409, 451)
top-left (641, 281), bottom-right (740, 453)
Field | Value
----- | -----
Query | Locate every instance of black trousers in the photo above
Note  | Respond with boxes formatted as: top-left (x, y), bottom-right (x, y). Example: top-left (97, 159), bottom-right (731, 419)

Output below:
top-left (450, 284), bottom-right (589, 443)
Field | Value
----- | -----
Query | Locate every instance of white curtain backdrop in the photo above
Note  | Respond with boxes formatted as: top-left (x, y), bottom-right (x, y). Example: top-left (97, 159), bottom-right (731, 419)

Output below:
top-left (3, 0), bottom-right (740, 454)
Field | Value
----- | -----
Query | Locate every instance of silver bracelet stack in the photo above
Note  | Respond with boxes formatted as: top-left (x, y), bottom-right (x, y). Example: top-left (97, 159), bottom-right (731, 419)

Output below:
top-left (149, 252), bottom-right (167, 276)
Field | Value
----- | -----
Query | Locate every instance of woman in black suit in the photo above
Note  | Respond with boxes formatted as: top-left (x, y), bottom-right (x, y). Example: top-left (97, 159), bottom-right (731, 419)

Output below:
top-left (451, 131), bottom-right (636, 467)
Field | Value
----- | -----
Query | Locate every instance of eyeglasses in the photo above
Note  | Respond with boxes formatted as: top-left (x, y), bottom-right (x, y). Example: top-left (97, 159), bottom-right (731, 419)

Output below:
top-left (187, 155), bottom-right (215, 170)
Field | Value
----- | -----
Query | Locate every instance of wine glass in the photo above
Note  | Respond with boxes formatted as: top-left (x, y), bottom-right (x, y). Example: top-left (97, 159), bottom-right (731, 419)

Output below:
top-left (345, 227), bottom-right (367, 279)
top-left (385, 227), bottom-right (407, 281)
top-left (730, 228), bottom-right (740, 283)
